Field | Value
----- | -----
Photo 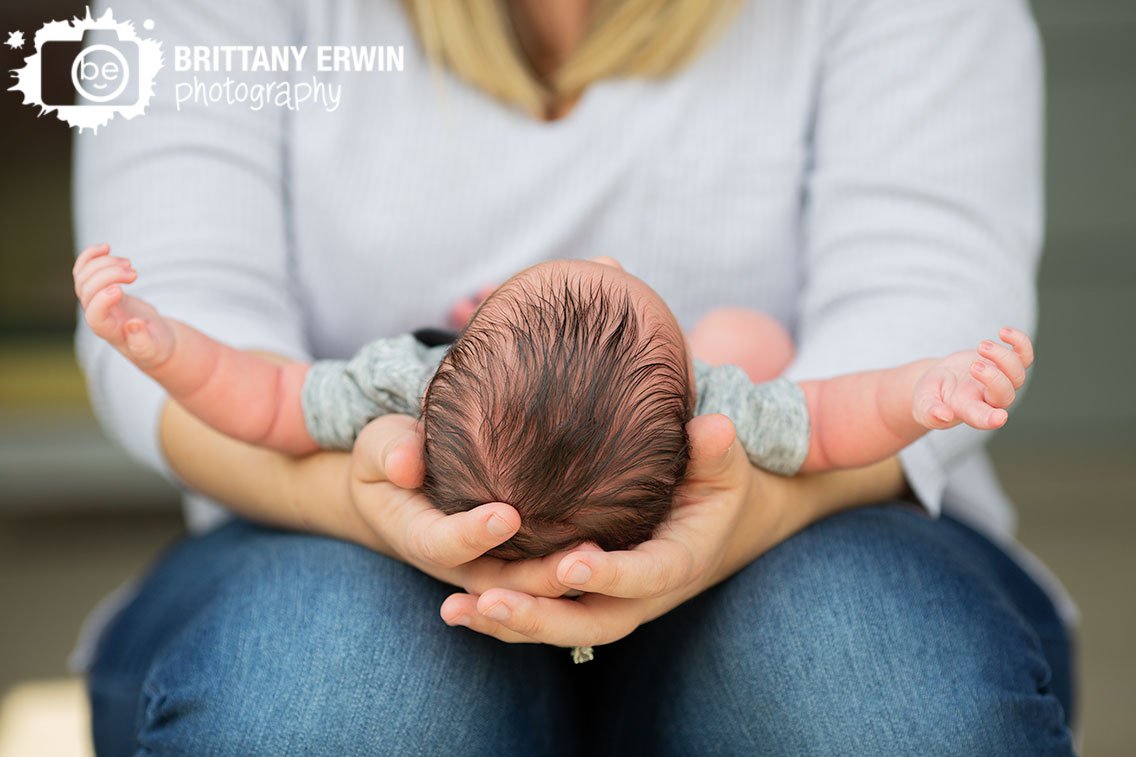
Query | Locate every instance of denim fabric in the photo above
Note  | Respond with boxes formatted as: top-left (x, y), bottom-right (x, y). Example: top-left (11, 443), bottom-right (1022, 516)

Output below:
top-left (88, 505), bottom-right (1074, 756)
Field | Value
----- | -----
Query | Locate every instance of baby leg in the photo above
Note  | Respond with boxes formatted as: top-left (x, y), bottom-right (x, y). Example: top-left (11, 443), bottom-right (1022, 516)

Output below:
top-left (689, 308), bottom-right (795, 383)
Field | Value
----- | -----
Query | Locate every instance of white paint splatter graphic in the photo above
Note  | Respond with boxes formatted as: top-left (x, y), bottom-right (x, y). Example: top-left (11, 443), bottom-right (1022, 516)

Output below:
top-left (5, 31), bottom-right (24, 50)
top-left (9, 8), bottom-right (163, 132)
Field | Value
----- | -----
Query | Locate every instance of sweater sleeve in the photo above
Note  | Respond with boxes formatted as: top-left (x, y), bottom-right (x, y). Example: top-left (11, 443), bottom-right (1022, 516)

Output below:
top-left (694, 362), bottom-right (810, 476)
top-left (302, 336), bottom-right (448, 450)
top-left (783, 0), bottom-right (1044, 514)
top-left (73, 0), bottom-right (306, 478)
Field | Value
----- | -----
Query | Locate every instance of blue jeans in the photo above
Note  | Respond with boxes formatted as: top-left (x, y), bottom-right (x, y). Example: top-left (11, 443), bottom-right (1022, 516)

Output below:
top-left (88, 505), bottom-right (1074, 755)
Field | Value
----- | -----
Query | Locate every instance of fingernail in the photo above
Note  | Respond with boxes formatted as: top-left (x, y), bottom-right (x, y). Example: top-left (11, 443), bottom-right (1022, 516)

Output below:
top-left (980, 340), bottom-right (994, 351)
top-left (483, 602), bottom-right (510, 621)
top-left (487, 514), bottom-right (512, 537)
top-left (973, 361), bottom-right (985, 372)
top-left (564, 562), bottom-right (592, 585)
top-left (126, 322), bottom-right (142, 334)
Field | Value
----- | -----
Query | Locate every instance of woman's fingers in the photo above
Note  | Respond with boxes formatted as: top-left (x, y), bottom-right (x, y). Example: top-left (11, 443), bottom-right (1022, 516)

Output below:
top-left (407, 502), bottom-right (521, 569)
top-left (463, 589), bottom-right (639, 647)
top-left (439, 594), bottom-right (536, 643)
top-left (352, 414), bottom-right (424, 486)
top-left (383, 435), bottom-right (427, 491)
top-left (683, 413), bottom-right (738, 481)
top-left (462, 544), bottom-right (595, 598)
top-left (550, 416), bottom-right (740, 600)
top-left (441, 407), bottom-right (752, 645)
top-left (350, 415), bottom-right (538, 572)
top-left (556, 539), bottom-right (694, 598)
top-left (351, 416), bottom-right (523, 568)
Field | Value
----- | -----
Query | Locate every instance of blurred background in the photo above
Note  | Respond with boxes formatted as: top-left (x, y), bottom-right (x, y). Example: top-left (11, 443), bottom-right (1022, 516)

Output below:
top-left (1, 0), bottom-right (1133, 753)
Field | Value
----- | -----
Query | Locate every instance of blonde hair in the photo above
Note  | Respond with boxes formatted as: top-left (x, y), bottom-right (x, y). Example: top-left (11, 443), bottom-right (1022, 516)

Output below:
top-left (403, 0), bottom-right (740, 116)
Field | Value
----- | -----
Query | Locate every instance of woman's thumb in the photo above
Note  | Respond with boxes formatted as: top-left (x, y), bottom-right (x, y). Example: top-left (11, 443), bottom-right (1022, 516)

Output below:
top-left (685, 414), bottom-right (740, 481)
top-left (355, 414), bottom-right (425, 488)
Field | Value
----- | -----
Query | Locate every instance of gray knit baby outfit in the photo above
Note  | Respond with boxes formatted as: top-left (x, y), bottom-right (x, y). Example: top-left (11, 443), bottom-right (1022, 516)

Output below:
top-left (302, 334), bottom-right (810, 476)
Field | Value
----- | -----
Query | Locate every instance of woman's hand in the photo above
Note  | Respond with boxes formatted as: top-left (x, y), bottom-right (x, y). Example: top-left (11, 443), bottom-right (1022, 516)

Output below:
top-left (436, 414), bottom-right (789, 646)
top-left (437, 415), bottom-right (907, 647)
top-left (162, 401), bottom-right (575, 599)
top-left (348, 414), bottom-right (577, 599)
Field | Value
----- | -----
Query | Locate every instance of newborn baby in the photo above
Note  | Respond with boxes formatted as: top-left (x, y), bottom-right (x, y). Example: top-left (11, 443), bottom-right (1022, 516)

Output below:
top-left (74, 246), bottom-right (1034, 560)
top-left (424, 268), bottom-right (694, 558)
top-left (303, 259), bottom-right (805, 558)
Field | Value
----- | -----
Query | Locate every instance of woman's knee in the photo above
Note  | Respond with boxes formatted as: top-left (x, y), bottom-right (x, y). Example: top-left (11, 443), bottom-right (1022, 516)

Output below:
top-left (133, 528), bottom-right (571, 755)
top-left (623, 507), bottom-right (1073, 754)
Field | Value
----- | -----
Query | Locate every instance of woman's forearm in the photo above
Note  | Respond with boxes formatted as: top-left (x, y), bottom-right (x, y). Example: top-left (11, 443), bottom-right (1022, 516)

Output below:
top-left (158, 399), bottom-right (385, 553)
top-left (790, 457), bottom-right (907, 528)
top-left (725, 457), bottom-right (907, 577)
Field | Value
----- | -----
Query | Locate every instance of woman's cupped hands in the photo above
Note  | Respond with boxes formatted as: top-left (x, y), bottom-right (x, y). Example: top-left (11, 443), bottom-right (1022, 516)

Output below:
top-left (348, 412), bottom-right (784, 649)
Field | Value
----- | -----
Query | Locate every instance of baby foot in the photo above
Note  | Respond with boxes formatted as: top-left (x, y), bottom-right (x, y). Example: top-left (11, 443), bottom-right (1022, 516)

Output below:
top-left (448, 282), bottom-right (498, 330)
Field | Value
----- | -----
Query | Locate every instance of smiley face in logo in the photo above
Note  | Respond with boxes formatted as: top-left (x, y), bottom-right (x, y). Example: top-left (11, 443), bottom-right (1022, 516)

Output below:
top-left (72, 43), bottom-right (132, 103)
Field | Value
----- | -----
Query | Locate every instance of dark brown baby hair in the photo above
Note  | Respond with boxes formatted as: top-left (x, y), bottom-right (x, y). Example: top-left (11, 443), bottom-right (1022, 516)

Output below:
top-left (421, 265), bottom-right (693, 559)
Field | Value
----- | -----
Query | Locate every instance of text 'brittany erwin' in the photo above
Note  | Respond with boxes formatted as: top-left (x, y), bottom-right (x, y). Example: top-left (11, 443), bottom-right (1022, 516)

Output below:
top-left (173, 45), bottom-right (405, 74)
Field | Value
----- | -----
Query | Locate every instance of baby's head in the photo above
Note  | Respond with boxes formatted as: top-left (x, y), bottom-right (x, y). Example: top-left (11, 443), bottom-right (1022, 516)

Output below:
top-left (421, 259), bottom-right (693, 559)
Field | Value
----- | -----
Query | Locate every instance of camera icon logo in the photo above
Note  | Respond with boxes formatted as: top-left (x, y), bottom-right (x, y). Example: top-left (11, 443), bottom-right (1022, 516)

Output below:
top-left (42, 30), bottom-right (140, 107)
top-left (9, 7), bottom-right (163, 132)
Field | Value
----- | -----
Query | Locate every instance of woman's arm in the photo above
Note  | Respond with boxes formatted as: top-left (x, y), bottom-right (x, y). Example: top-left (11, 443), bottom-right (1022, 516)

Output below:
top-left (786, 0), bottom-right (1044, 509)
top-left (159, 399), bottom-right (366, 545)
